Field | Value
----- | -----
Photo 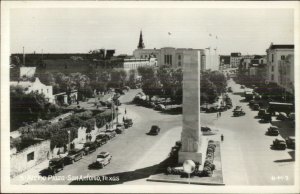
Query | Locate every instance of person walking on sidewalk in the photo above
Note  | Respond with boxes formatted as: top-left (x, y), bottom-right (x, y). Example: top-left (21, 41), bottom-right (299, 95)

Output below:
top-left (221, 134), bottom-right (224, 141)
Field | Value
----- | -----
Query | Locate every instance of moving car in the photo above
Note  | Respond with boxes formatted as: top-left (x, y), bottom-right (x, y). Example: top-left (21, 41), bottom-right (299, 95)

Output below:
top-left (115, 123), bottom-right (125, 134)
top-left (201, 126), bottom-right (217, 136)
top-left (148, 125), bottom-right (160, 135)
top-left (272, 139), bottom-right (287, 150)
top-left (285, 136), bottom-right (295, 149)
top-left (266, 126), bottom-right (279, 136)
top-left (124, 118), bottom-right (133, 128)
top-left (89, 152), bottom-right (112, 169)
top-left (48, 157), bottom-right (65, 174)
top-left (66, 149), bottom-right (84, 164)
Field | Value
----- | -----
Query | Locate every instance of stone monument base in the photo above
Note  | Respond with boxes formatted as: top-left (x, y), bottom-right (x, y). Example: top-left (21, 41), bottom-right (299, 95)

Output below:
top-left (178, 151), bottom-right (202, 164)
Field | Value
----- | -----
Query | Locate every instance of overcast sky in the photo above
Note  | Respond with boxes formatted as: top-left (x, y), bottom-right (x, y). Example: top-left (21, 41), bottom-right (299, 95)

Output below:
top-left (10, 8), bottom-right (294, 56)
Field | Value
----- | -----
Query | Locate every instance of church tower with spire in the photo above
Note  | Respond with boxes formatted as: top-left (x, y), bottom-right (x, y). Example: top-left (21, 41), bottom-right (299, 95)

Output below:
top-left (137, 30), bottom-right (145, 49)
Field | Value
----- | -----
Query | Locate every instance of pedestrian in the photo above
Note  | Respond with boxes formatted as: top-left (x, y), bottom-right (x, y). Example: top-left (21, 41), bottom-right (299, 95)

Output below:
top-left (123, 116), bottom-right (125, 122)
top-left (125, 108), bottom-right (127, 114)
top-left (219, 112), bottom-right (222, 117)
top-left (106, 123), bottom-right (109, 130)
top-left (221, 134), bottom-right (224, 141)
top-left (217, 113), bottom-right (219, 119)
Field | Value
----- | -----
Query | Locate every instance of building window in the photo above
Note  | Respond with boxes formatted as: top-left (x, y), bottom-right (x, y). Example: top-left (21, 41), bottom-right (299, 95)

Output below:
top-left (271, 66), bottom-right (274, 72)
top-left (271, 54), bottom-right (274, 62)
top-left (27, 152), bottom-right (34, 162)
top-left (271, 74), bottom-right (274, 81)
top-left (178, 61), bottom-right (181, 66)
top-left (178, 55), bottom-right (181, 60)
top-left (281, 55), bottom-right (285, 60)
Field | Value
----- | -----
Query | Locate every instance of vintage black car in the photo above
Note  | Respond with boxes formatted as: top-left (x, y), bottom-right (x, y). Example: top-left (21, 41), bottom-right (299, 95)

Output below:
top-left (95, 134), bottom-right (109, 146)
top-left (83, 142), bottom-right (97, 155)
top-left (285, 136), bottom-right (295, 149)
top-left (252, 103), bottom-right (260, 111)
top-left (266, 126), bottom-right (279, 136)
top-left (258, 109), bottom-right (267, 118)
top-left (261, 113), bottom-right (272, 123)
top-left (124, 118), bottom-right (133, 128)
top-left (65, 149), bottom-right (84, 164)
top-left (48, 157), bottom-right (65, 174)
top-left (115, 123), bottom-right (125, 134)
top-left (272, 139), bottom-right (287, 150)
top-left (148, 125), bottom-right (160, 135)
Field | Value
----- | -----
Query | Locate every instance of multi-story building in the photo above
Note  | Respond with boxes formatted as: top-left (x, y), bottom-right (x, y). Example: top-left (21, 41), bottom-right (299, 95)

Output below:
top-left (133, 31), bottom-right (206, 70)
top-left (278, 54), bottom-right (294, 94)
top-left (266, 43), bottom-right (294, 86)
top-left (122, 57), bottom-right (157, 72)
top-left (219, 55), bottom-right (230, 70)
top-left (230, 52), bottom-right (242, 68)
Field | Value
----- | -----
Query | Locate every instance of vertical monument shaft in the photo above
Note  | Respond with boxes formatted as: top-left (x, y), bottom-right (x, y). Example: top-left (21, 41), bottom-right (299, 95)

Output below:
top-left (178, 50), bottom-right (202, 163)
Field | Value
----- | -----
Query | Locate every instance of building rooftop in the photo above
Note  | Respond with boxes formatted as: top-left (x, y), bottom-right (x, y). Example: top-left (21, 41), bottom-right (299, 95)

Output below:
top-left (269, 44), bottom-right (294, 50)
top-left (231, 53), bottom-right (241, 57)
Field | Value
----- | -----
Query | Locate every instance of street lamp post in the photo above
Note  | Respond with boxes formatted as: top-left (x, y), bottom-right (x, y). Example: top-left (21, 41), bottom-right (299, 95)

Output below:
top-left (67, 130), bottom-right (71, 151)
top-left (116, 106), bottom-right (119, 124)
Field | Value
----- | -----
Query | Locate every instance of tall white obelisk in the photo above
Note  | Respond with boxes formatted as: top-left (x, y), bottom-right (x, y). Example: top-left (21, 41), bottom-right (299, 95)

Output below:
top-left (178, 50), bottom-right (203, 164)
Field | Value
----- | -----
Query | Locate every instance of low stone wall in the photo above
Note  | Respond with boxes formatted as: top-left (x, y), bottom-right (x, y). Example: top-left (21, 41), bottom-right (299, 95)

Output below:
top-left (10, 140), bottom-right (50, 178)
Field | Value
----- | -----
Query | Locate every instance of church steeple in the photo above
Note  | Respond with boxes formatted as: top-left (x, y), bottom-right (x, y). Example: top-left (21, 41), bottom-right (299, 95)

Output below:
top-left (137, 30), bottom-right (145, 49)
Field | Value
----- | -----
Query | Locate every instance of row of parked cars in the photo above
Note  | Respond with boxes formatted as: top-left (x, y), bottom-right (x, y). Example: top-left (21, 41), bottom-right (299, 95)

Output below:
top-left (48, 118), bottom-right (134, 174)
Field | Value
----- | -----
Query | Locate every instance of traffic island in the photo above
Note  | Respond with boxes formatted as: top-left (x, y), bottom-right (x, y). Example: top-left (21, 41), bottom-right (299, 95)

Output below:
top-left (147, 141), bottom-right (224, 185)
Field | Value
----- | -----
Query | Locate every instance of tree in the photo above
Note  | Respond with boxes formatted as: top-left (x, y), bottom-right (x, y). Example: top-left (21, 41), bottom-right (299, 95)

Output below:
top-left (109, 69), bottom-right (127, 88)
top-left (10, 86), bottom-right (49, 131)
top-left (138, 66), bottom-right (162, 102)
top-left (127, 69), bottom-right (137, 88)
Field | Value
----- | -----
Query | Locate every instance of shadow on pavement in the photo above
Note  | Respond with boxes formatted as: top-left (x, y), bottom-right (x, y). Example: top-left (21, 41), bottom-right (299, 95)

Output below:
top-left (232, 92), bottom-right (244, 97)
top-left (159, 107), bottom-right (182, 115)
top-left (69, 157), bottom-right (173, 185)
top-left (274, 151), bottom-right (295, 163)
top-left (270, 121), bottom-right (295, 139)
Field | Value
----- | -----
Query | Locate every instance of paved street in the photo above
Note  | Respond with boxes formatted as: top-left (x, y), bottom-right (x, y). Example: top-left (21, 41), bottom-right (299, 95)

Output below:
top-left (202, 78), bottom-right (295, 185)
top-left (26, 89), bottom-right (182, 185)
top-left (12, 79), bottom-right (295, 186)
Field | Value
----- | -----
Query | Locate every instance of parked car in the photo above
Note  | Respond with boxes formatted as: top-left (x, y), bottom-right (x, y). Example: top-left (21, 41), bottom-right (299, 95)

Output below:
top-left (249, 100), bottom-right (255, 107)
top-left (261, 113), bottom-right (272, 123)
top-left (266, 126), bottom-right (279, 136)
top-left (227, 87), bottom-right (233, 92)
top-left (89, 152), bottom-right (112, 169)
top-left (83, 142), bottom-right (97, 155)
top-left (154, 104), bottom-right (166, 111)
top-left (240, 85), bottom-right (245, 89)
top-left (225, 104), bottom-right (233, 109)
top-left (233, 110), bottom-right (246, 117)
top-left (201, 126), bottom-right (216, 136)
top-left (206, 106), bottom-right (219, 113)
top-left (272, 139), bottom-right (287, 150)
top-left (106, 131), bottom-right (117, 139)
top-left (219, 105), bottom-right (227, 112)
top-left (48, 157), bottom-right (65, 174)
top-left (115, 88), bottom-right (125, 95)
top-left (233, 106), bottom-right (242, 111)
top-left (95, 134), bottom-right (109, 146)
top-left (115, 123), bottom-right (125, 134)
top-left (66, 149), bottom-right (84, 164)
top-left (124, 118), bottom-right (133, 128)
top-left (148, 125), bottom-right (160, 135)
top-left (252, 103), bottom-right (260, 111)
top-left (285, 136), bottom-right (295, 149)
top-left (277, 112), bottom-right (288, 121)
top-left (288, 113), bottom-right (295, 121)
top-left (258, 109), bottom-right (267, 118)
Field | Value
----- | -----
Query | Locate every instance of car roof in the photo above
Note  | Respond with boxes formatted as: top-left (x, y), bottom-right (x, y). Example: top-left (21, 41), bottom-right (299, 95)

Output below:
top-left (98, 151), bottom-right (109, 155)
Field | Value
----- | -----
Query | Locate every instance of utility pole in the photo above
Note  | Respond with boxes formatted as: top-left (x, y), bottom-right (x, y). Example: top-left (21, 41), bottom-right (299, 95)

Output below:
top-left (23, 46), bottom-right (25, 66)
